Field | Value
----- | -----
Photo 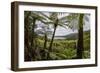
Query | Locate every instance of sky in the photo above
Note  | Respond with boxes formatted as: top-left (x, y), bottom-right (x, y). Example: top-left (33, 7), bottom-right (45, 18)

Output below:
top-left (54, 21), bottom-right (90, 36)
top-left (35, 12), bottom-right (90, 36)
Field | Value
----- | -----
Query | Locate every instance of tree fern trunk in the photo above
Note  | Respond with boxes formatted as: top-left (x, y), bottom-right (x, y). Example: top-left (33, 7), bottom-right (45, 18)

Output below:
top-left (77, 14), bottom-right (84, 59)
top-left (31, 18), bottom-right (36, 48)
top-left (49, 26), bottom-right (57, 51)
top-left (30, 18), bottom-right (36, 60)
top-left (47, 24), bottom-right (57, 59)
top-left (24, 12), bottom-right (32, 61)
top-left (44, 34), bottom-right (47, 49)
top-left (42, 34), bottom-right (48, 59)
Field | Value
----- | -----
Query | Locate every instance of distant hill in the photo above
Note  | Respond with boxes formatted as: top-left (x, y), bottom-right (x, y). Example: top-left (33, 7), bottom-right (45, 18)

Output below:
top-left (54, 30), bottom-right (90, 40)
top-left (65, 30), bottom-right (90, 40)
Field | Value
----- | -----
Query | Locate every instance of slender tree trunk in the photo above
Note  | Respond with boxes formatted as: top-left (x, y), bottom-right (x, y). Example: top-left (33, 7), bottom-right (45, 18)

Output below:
top-left (24, 12), bottom-right (32, 61)
top-left (77, 14), bottom-right (84, 59)
top-left (31, 18), bottom-right (36, 49)
top-left (30, 18), bottom-right (36, 60)
top-left (47, 24), bottom-right (57, 59)
top-left (44, 34), bottom-right (47, 49)
top-left (42, 34), bottom-right (48, 59)
top-left (49, 25), bottom-right (57, 51)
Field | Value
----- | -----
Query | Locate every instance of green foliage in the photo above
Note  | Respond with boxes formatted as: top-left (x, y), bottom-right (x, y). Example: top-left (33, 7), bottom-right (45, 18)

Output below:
top-left (24, 11), bottom-right (90, 61)
top-left (31, 31), bottom-right (90, 60)
top-left (25, 29), bottom-right (90, 61)
top-left (83, 51), bottom-right (90, 58)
